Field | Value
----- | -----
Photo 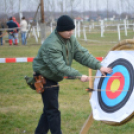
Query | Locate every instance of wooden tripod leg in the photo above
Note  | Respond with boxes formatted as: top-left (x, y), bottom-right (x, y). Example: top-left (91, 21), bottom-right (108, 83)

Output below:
top-left (79, 112), bottom-right (94, 134)
top-left (79, 68), bottom-right (94, 134)
top-left (89, 68), bottom-right (93, 97)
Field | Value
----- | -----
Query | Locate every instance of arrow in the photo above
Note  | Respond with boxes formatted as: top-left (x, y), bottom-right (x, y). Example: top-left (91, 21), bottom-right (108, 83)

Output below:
top-left (86, 88), bottom-right (128, 92)
top-left (64, 76), bottom-right (121, 79)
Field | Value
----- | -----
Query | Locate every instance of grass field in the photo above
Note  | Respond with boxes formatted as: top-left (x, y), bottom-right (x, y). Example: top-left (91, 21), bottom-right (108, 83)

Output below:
top-left (0, 31), bottom-right (134, 134)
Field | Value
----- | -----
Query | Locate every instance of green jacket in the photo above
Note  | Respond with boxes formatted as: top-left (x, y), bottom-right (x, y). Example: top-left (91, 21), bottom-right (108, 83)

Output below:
top-left (33, 30), bottom-right (101, 82)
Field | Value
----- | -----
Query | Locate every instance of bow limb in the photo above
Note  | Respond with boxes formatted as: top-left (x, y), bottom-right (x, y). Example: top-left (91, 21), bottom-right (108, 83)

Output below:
top-left (79, 112), bottom-right (94, 134)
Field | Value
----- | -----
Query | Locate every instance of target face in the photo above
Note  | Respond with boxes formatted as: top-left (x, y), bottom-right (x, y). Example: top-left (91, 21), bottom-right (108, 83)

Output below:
top-left (90, 51), bottom-right (134, 122)
top-left (98, 58), bottom-right (134, 113)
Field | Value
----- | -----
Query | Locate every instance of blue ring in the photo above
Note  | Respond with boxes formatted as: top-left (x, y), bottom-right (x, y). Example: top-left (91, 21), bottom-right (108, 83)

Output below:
top-left (101, 65), bottom-right (130, 107)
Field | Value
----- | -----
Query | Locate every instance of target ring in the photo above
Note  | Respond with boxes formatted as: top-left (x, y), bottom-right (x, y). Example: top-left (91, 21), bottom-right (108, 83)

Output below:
top-left (98, 58), bottom-right (134, 113)
top-left (106, 72), bottom-right (124, 99)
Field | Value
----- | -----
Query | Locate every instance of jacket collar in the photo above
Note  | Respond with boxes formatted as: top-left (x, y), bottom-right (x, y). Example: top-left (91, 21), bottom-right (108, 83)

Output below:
top-left (55, 30), bottom-right (69, 44)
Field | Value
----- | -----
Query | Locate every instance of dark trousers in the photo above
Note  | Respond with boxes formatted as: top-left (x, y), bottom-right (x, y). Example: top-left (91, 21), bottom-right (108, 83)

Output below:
top-left (35, 79), bottom-right (62, 134)
top-left (0, 37), bottom-right (3, 45)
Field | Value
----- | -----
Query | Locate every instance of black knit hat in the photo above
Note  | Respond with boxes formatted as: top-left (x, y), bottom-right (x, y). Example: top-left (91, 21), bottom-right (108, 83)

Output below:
top-left (56, 15), bottom-right (75, 32)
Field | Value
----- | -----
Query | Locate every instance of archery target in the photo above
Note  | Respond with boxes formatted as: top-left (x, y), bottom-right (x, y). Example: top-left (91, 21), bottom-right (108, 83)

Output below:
top-left (98, 58), bottom-right (133, 113)
top-left (90, 51), bottom-right (134, 122)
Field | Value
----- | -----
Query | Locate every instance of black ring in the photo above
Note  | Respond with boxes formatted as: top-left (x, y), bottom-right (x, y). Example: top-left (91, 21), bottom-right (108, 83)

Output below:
top-left (98, 58), bottom-right (134, 113)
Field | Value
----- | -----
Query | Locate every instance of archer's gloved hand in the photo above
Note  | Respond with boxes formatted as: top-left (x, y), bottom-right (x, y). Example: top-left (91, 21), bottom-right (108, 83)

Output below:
top-left (100, 67), bottom-right (113, 76)
top-left (80, 75), bottom-right (90, 82)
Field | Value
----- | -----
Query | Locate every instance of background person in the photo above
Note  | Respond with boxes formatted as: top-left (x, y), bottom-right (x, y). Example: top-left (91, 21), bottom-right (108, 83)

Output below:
top-left (0, 22), bottom-right (4, 45)
top-left (6, 17), bottom-right (19, 45)
top-left (32, 15), bottom-right (112, 134)
top-left (20, 16), bottom-right (27, 45)
top-left (12, 17), bottom-right (20, 45)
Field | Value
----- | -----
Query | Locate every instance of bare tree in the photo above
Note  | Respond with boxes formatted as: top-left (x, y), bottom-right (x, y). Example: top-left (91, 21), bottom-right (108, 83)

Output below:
top-left (107, 0), bottom-right (108, 19)
top-left (127, 0), bottom-right (134, 13)
top-left (5, 0), bottom-right (8, 20)
top-left (5, 0), bottom-right (14, 17)
top-left (58, 0), bottom-right (64, 15)
top-left (11, 0), bottom-right (14, 16)
top-left (69, 0), bottom-right (80, 18)
top-left (88, 0), bottom-right (92, 17)
top-left (0, 0), bottom-right (134, 21)
top-left (44, 0), bottom-right (57, 21)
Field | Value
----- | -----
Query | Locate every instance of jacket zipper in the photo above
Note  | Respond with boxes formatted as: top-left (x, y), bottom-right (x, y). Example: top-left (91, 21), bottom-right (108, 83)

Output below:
top-left (65, 44), bottom-right (69, 65)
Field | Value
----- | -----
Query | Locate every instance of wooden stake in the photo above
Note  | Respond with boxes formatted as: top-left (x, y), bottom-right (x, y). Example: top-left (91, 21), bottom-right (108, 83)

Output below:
top-left (89, 68), bottom-right (93, 97)
top-left (79, 112), bottom-right (94, 134)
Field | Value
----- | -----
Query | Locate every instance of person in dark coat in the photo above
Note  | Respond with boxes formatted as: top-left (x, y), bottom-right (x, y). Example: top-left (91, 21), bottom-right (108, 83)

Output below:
top-left (33, 15), bottom-right (112, 134)
top-left (0, 22), bottom-right (5, 45)
top-left (6, 17), bottom-right (19, 45)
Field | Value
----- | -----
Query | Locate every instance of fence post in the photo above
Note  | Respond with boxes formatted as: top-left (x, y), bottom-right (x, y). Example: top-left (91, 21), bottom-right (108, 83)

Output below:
top-left (33, 27), bottom-right (38, 43)
top-left (83, 26), bottom-right (87, 41)
top-left (117, 24), bottom-right (121, 41)
top-left (124, 19), bottom-right (127, 36)
top-left (89, 68), bottom-right (93, 97)
top-left (50, 21), bottom-right (53, 33)
top-left (100, 20), bottom-right (104, 37)
top-left (78, 21), bottom-right (81, 38)
top-left (74, 19), bottom-right (77, 38)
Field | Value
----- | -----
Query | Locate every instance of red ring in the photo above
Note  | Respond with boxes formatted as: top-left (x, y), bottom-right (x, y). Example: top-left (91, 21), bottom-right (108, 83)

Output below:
top-left (106, 72), bottom-right (125, 99)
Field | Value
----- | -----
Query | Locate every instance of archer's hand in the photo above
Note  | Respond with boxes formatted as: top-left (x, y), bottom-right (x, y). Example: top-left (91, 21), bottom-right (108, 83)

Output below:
top-left (100, 67), bottom-right (112, 76)
top-left (80, 75), bottom-right (90, 82)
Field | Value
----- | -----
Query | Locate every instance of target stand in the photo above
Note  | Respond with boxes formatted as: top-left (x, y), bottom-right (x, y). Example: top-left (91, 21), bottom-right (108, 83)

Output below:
top-left (80, 39), bottom-right (134, 134)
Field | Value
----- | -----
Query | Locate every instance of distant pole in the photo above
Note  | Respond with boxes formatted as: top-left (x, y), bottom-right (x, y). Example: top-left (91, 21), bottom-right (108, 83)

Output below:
top-left (62, 0), bottom-right (64, 14)
top-left (88, 0), bottom-right (91, 19)
top-left (40, 0), bottom-right (46, 43)
top-left (96, 0), bottom-right (98, 18)
top-left (74, 19), bottom-right (77, 38)
top-left (11, 0), bottom-right (14, 16)
top-left (19, 0), bottom-right (21, 14)
top-left (5, 0), bottom-right (8, 20)
top-left (124, 19), bottom-right (127, 36)
top-left (82, 0), bottom-right (84, 19)
top-left (19, 0), bottom-right (23, 22)
top-left (117, 24), bottom-right (121, 41)
top-left (107, 0), bottom-right (108, 20)
top-left (118, 0), bottom-right (121, 21)
top-left (40, 0), bottom-right (45, 23)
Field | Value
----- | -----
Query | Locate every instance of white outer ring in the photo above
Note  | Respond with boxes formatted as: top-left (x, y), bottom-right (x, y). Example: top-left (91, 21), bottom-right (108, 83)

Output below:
top-left (90, 51), bottom-right (134, 122)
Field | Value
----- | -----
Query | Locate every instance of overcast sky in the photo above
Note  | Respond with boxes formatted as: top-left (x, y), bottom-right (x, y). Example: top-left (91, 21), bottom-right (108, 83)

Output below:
top-left (0, 0), bottom-right (134, 15)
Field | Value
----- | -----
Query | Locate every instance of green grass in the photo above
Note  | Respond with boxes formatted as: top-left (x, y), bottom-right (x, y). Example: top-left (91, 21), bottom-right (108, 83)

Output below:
top-left (0, 32), bottom-right (134, 134)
